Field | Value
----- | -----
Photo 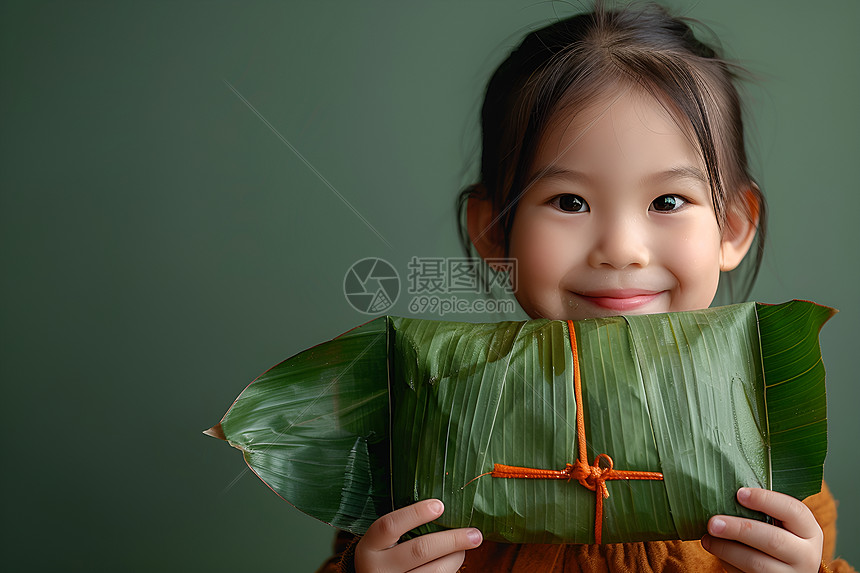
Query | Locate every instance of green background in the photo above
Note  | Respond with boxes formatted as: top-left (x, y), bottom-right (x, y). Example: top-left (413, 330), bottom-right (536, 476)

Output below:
top-left (2, 1), bottom-right (857, 570)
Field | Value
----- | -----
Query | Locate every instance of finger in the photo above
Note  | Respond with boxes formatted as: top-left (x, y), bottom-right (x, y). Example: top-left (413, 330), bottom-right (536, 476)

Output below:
top-left (362, 500), bottom-right (446, 550)
top-left (715, 557), bottom-right (744, 573)
top-left (389, 528), bottom-right (482, 571)
top-left (735, 488), bottom-right (820, 539)
top-left (702, 534), bottom-right (790, 573)
top-left (705, 515), bottom-right (821, 572)
top-left (407, 550), bottom-right (466, 573)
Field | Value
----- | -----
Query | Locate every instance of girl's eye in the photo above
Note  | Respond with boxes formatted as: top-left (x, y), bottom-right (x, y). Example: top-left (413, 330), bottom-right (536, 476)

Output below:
top-left (650, 194), bottom-right (687, 212)
top-left (551, 194), bottom-right (589, 213)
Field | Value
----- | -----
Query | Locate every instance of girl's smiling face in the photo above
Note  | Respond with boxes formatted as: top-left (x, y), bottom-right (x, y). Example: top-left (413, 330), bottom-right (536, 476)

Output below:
top-left (503, 90), bottom-right (753, 321)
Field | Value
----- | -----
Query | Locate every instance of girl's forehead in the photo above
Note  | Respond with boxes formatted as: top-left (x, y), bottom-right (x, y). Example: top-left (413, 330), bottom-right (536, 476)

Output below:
top-left (547, 86), bottom-right (695, 147)
top-left (535, 87), bottom-right (704, 170)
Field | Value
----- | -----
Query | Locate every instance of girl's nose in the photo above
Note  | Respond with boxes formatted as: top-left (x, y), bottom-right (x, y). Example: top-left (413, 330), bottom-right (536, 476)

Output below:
top-left (586, 217), bottom-right (650, 269)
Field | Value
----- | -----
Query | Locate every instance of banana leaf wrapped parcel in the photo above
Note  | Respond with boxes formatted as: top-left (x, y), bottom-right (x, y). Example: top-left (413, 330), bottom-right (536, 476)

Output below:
top-left (205, 300), bottom-right (833, 544)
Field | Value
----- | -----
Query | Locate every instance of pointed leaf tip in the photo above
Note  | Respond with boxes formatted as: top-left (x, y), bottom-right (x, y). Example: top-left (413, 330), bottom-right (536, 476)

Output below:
top-left (203, 423), bottom-right (226, 441)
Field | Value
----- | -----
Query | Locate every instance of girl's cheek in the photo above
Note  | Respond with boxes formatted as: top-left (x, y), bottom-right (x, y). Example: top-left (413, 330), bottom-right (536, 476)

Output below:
top-left (509, 213), bottom-right (571, 316)
top-left (512, 225), bottom-right (568, 283)
top-left (657, 222), bottom-right (722, 311)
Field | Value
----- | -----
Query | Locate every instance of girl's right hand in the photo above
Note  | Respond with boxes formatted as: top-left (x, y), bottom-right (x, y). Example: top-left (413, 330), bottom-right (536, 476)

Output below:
top-left (354, 499), bottom-right (483, 573)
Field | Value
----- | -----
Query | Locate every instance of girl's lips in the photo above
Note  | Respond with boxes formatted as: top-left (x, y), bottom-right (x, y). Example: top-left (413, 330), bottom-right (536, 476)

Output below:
top-left (577, 290), bottom-right (663, 312)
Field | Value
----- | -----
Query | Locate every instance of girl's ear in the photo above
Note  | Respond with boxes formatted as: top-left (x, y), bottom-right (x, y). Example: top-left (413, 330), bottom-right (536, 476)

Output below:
top-left (719, 187), bottom-right (761, 271)
top-left (467, 185), bottom-right (506, 261)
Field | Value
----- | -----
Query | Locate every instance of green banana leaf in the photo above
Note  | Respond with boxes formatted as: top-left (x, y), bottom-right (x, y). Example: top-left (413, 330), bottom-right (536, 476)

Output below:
top-left (206, 300), bottom-right (833, 544)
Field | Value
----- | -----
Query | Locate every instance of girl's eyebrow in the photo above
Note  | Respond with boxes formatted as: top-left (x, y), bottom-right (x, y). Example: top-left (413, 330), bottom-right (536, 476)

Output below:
top-left (524, 165), bottom-right (707, 191)
top-left (640, 166), bottom-right (708, 187)
top-left (524, 166), bottom-right (593, 189)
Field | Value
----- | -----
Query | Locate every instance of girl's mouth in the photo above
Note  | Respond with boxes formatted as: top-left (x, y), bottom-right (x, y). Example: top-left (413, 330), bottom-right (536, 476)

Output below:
top-left (576, 290), bottom-right (664, 312)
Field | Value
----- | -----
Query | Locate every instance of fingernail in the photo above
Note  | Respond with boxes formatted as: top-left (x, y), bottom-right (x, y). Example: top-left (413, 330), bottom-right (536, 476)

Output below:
top-left (737, 487), bottom-right (751, 502)
top-left (428, 500), bottom-right (444, 515)
top-left (467, 529), bottom-right (482, 546)
top-left (701, 535), bottom-right (711, 550)
top-left (710, 517), bottom-right (726, 534)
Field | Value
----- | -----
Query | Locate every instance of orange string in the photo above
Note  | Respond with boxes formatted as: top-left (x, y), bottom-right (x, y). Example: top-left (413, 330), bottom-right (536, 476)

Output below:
top-left (475, 320), bottom-right (664, 544)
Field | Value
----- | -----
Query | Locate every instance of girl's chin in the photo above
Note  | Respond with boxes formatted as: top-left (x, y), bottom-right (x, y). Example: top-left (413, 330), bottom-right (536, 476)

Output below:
top-left (519, 293), bottom-right (676, 321)
top-left (523, 293), bottom-right (672, 321)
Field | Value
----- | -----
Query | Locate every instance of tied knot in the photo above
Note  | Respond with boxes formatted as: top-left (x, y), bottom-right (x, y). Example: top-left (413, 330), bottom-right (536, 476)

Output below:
top-left (571, 454), bottom-right (613, 499)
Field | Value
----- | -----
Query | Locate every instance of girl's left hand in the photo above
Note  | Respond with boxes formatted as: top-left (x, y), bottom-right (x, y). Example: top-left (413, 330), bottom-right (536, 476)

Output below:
top-left (701, 487), bottom-right (823, 573)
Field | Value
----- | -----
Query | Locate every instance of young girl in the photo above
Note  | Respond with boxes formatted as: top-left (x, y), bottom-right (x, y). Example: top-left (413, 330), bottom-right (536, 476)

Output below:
top-left (318, 3), bottom-right (853, 572)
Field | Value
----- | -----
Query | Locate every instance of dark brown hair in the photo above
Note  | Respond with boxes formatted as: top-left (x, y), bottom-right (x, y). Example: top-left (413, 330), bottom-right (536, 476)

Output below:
top-left (457, 1), bottom-right (766, 303)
